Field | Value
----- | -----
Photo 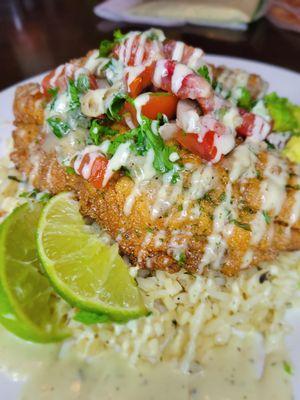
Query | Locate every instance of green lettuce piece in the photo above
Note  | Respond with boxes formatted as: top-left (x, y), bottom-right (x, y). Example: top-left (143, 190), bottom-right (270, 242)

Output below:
top-left (264, 92), bottom-right (300, 135)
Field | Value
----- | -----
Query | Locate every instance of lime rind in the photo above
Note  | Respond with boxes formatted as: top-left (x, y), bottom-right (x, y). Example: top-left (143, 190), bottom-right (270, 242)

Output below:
top-left (37, 192), bottom-right (147, 321)
top-left (0, 203), bottom-right (69, 342)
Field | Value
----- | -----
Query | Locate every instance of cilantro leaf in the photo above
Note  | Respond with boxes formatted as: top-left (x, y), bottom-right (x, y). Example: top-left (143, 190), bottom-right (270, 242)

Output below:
top-left (283, 360), bottom-right (293, 375)
top-left (197, 65), bottom-right (211, 84)
top-left (237, 87), bottom-right (253, 111)
top-left (106, 93), bottom-right (126, 121)
top-left (89, 120), bottom-right (118, 145)
top-left (68, 79), bottom-right (80, 110)
top-left (264, 92), bottom-right (300, 135)
top-left (75, 74), bottom-right (90, 93)
top-left (99, 39), bottom-right (115, 58)
top-left (107, 130), bottom-right (137, 156)
top-left (47, 87), bottom-right (58, 97)
top-left (137, 117), bottom-right (176, 174)
top-left (98, 29), bottom-right (125, 58)
top-left (47, 117), bottom-right (70, 138)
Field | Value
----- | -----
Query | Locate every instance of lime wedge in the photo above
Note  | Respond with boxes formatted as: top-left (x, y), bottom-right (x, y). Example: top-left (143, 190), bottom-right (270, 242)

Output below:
top-left (0, 202), bottom-right (69, 342)
top-left (37, 192), bottom-right (147, 321)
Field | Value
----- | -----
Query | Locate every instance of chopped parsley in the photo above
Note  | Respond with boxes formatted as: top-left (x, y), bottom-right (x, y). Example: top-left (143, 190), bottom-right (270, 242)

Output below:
top-left (75, 74), bottom-right (90, 93)
top-left (47, 117), bottom-right (70, 138)
top-left (177, 252), bottom-right (186, 267)
top-left (262, 210), bottom-right (271, 224)
top-left (68, 79), bottom-right (80, 110)
top-left (237, 87), bottom-right (254, 111)
top-left (98, 29), bottom-right (125, 57)
top-left (65, 166), bottom-right (76, 175)
top-left (89, 120), bottom-right (118, 145)
top-left (231, 219), bottom-right (251, 231)
top-left (283, 360), bottom-right (293, 375)
top-left (106, 93), bottom-right (127, 121)
top-left (47, 87), bottom-right (58, 98)
top-left (197, 65), bottom-right (211, 84)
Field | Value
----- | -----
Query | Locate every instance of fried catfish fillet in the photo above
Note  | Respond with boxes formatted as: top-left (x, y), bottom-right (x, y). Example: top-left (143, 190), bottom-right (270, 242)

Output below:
top-left (10, 81), bottom-right (300, 276)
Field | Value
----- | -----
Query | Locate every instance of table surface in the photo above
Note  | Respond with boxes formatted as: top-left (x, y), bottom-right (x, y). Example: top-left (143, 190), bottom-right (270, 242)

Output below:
top-left (1, 0), bottom-right (300, 91)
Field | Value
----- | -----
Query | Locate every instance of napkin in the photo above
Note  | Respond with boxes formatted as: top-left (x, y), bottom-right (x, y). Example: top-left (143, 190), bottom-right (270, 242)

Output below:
top-left (94, 0), bottom-right (269, 30)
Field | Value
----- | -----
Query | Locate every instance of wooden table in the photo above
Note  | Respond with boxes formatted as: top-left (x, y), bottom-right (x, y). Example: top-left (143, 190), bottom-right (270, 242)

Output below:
top-left (1, 0), bottom-right (299, 90)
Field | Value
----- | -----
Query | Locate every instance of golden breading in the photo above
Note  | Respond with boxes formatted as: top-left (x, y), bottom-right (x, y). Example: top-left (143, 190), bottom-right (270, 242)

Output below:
top-left (10, 78), bottom-right (300, 276)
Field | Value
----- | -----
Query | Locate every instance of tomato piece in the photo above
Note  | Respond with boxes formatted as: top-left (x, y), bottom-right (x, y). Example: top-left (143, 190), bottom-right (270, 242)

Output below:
top-left (77, 154), bottom-right (109, 189)
top-left (89, 74), bottom-right (98, 90)
top-left (88, 156), bottom-right (109, 189)
top-left (41, 67), bottom-right (68, 95)
top-left (175, 130), bottom-right (217, 162)
top-left (123, 92), bottom-right (178, 126)
top-left (128, 65), bottom-right (154, 98)
top-left (236, 112), bottom-right (255, 137)
top-left (142, 92), bottom-right (178, 120)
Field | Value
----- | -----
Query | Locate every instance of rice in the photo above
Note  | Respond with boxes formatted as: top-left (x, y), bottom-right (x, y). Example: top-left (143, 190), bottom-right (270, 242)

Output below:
top-left (67, 253), bottom-right (300, 373)
top-left (1, 149), bottom-right (300, 374)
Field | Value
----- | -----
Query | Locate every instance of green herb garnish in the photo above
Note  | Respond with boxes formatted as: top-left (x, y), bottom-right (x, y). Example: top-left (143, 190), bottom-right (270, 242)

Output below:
top-left (262, 210), bottom-right (271, 224)
top-left (231, 219), bottom-right (251, 231)
top-left (68, 79), bottom-right (80, 110)
top-left (76, 74), bottom-right (90, 93)
top-left (178, 252), bottom-right (186, 267)
top-left (283, 361), bottom-right (293, 375)
top-left (89, 120), bottom-right (118, 145)
top-left (98, 29), bottom-right (125, 57)
top-left (47, 117), bottom-right (71, 138)
top-left (197, 65), bottom-right (211, 84)
top-left (106, 93), bottom-right (126, 121)
top-left (237, 87), bottom-right (253, 111)
top-left (66, 166), bottom-right (76, 175)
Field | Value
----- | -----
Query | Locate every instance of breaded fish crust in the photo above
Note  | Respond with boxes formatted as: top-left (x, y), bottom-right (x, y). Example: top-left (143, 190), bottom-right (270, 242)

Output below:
top-left (11, 81), bottom-right (300, 276)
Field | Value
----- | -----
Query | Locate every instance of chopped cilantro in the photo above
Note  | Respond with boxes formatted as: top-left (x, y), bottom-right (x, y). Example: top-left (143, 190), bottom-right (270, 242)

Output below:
top-left (19, 189), bottom-right (39, 199)
top-left (178, 252), bottom-right (186, 267)
top-left (47, 87), bottom-right (58, 98)
top-left (68, 79), bottom-right (80, 110)
top-left (171, 171), bottom-right (180, 184)
top-left (283, 361), bottom-right (293, 375)
top-left (65, 166), bottom-right (76, 175)
top-left (197, 65), bottom-right (211, 84)
top-left (107, 130), bottom-right (137, 156)
top-left (75, 74), bottom-right (90, 93)
top-left (265, 140), bottom-right (276, 150)
top-left (98, 29), bottom-right (125, 57)
top-left (178, 204), bottom-right (183, 212)
top-left (47, 117), bottom-right (70, 138)
top-left (237, 87), bottom-right (253, 111)
top-left (89, 120), bottom-right (118, 145)
top-left (106, 93), bottom-right (126, 121)
top-left (219, 192), bottom-right (226, 202)
top-left (99, 39), bottom-right (115, 58)
top-left (262, 210), bottom-right (271, 224)
top-left (264, 92), bottom-right (300, 135)
top-left (231, 219), bottom-right (251, 231)
top-left (136, 117), bottom-right (178, 174)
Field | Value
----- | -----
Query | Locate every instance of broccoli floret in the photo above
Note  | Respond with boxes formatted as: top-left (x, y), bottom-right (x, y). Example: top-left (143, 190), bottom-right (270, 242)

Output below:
top-left (264, 92), bottom-right (300, 135)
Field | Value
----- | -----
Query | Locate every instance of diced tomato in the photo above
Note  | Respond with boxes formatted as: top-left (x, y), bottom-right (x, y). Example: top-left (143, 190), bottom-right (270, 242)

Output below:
top-left (236, 112), bottom-right (255, 137)
top-left (89, 74), bottom-right (99, 90)
top-left (41, 67), bottom-right (68, 95)
top-left (175, 130), bottom-right (217, 162)
top-left (123, 92), bottom-right (178, 124)
top-left (77, 154), bottom-right (109, 189)
top-left (127, 64), bottom-right (154, 98)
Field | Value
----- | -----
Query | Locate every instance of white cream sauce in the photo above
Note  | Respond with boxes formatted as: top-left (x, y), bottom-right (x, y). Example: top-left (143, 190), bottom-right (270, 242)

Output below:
top-left (0, 327), bottom-right (292, 400)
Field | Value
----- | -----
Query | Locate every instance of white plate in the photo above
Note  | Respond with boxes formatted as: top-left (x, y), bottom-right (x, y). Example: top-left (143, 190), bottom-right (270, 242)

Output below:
top-left (0, 56), bottom-right (299, 399)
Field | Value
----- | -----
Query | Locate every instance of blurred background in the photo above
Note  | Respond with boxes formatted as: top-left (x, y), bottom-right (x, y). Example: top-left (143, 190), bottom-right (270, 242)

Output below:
top-left (0, 0), bottom-right (299, 90)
